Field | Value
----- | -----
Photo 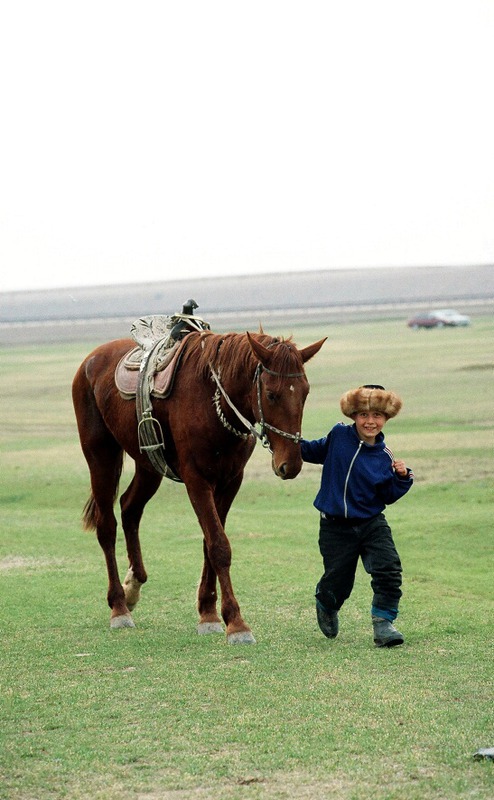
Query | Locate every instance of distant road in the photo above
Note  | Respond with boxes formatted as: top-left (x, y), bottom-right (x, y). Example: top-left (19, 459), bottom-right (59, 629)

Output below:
top-left (1, 264), bottom-right (493, 344)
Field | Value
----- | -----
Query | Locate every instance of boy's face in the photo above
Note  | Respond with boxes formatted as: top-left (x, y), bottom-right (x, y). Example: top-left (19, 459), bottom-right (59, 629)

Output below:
top-left (354, 411), bottom-right (386, 444)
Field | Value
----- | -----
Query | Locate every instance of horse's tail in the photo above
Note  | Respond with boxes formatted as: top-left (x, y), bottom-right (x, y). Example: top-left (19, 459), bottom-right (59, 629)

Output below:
top-left (81, 452), bottom-right (124, 531)
top-left (82, 496), bottom-right (99, 531)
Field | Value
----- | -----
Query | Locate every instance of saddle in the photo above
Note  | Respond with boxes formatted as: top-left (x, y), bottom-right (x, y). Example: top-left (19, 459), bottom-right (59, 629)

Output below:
top-left (114, 311), bottom-right (209, 400)
top-left (114, 338), bottom-right (186, 400)
top-left (113, 307), bottom-right (210, 482)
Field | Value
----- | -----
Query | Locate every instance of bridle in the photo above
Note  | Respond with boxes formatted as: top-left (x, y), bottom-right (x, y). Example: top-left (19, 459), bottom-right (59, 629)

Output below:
top-left (209, 360), bottom-right (305, 452)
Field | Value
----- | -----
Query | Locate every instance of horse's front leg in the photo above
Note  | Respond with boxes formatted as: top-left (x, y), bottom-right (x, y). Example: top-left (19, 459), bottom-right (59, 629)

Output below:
top-left (196, 475), bottom-right (243, 635)
top-left (196, 537), bottom-right (224, 635)
top-left (185, 475), bottom-right (255, 644)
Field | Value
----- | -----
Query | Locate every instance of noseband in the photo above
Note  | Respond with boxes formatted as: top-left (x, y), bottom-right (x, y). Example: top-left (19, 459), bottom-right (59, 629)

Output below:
top-left (210, 361), bottom-right (305, 451)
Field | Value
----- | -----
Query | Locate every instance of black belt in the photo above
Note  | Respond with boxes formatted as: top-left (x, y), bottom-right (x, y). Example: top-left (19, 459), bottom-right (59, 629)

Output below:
top-left (320, 511), bottom-right (369, 524)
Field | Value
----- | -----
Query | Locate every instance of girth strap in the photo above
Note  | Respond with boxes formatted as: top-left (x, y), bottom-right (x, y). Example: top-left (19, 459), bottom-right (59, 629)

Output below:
top-left (135, 338), bottom-right (182, 482)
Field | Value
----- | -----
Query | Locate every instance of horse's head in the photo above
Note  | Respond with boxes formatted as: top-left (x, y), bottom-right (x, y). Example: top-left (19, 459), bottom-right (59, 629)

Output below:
top-left (247, 333), bottom-right (326, 480)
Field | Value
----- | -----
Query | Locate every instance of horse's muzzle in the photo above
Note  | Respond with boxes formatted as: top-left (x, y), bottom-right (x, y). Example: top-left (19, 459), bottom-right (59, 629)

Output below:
top-left (272, 455), bottom-right (302, 480)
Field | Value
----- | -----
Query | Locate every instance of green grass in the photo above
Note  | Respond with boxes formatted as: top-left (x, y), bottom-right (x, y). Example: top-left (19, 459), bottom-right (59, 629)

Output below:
top-left (0, 319), bottom-right (493, 799)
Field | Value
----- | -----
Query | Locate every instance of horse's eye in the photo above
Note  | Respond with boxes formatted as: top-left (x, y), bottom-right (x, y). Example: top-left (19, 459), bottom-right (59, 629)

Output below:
top-left (266, 391), bottom-right (278, 403)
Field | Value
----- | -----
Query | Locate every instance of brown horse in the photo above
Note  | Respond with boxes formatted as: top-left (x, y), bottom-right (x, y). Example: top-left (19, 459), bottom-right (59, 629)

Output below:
top-left (72, 328), bottom-right (325, 643)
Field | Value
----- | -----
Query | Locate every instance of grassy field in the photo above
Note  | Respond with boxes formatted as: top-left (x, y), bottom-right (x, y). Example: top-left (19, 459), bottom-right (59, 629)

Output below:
top-left (0, 317), bottom-right (493, 799)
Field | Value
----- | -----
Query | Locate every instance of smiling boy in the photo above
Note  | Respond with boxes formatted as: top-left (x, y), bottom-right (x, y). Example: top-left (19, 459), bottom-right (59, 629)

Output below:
top-left (301, 385), bottom-right (414, 647)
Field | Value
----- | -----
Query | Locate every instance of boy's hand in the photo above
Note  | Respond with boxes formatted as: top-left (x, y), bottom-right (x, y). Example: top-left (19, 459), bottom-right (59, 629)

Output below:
top-left (392, 460), bottom-right (408, 477)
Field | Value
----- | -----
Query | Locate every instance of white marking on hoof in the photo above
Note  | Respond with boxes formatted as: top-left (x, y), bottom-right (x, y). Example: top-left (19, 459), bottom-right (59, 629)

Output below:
top-left (110, 613), bottom-right (135, 629)
top-left (227, 630), bottom-right (256, 645)
top-left (197, 622), bottom-right (224, 635)
top-left (123, 568), bottom-right (142, 611)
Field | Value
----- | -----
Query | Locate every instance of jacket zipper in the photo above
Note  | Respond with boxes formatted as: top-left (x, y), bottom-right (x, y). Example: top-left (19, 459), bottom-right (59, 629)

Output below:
top-left (343, 440), bottom-right (363, 517)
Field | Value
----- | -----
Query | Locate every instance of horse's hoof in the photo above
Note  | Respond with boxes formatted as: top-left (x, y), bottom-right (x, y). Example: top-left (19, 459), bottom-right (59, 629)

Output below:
top-left (197, 622), bottom-right (224, 635)
top-left (227, 630), bottom-right (256, 645)
top-left (110, 613), bottom-right (135, 629)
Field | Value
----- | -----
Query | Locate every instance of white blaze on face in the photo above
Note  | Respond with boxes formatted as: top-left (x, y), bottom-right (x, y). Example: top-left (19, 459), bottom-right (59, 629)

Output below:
top-left (289, 385), bottom-right (294, 392)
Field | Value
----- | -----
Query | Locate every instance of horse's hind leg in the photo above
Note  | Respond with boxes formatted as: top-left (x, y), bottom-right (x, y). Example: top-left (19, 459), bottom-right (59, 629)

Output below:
top-left (119, 465), bottom-right (162, 612)
top-left (73, 373), bottom-right (133, 628)
top-left (87, 450), bottom-right (136, 628)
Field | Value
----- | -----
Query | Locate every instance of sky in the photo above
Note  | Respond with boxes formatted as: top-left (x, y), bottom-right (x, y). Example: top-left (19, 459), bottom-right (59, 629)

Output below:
top-left (1, 1), bottom-right (493, 293)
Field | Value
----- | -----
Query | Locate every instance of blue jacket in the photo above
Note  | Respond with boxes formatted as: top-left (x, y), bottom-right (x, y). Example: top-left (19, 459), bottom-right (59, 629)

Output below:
top-left (301, 422), bottom-right (414, 519)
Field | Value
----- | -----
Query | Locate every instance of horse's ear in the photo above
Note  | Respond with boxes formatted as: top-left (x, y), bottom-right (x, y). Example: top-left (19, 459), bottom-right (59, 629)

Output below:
top-left (299, 337), bottom-right (327, 364)
top-left (246, 331), bottom-right (272, 364)
top-left (258, 323), bottom-right (264, 334)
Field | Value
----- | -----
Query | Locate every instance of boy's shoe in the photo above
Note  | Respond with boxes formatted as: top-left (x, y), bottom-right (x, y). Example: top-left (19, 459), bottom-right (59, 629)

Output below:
top-left (372, 616), bottom-right (404, 647)
top-left (316, 601), bottom-right (339, 638)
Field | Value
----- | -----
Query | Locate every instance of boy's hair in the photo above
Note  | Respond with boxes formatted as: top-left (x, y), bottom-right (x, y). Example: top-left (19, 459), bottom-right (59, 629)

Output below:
top-left (340, 386), bottom-right (402, 419)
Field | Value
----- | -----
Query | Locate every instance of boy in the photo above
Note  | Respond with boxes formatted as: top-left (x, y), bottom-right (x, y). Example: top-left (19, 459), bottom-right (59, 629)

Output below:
top-left (301, 385), bottom-right (414, 647)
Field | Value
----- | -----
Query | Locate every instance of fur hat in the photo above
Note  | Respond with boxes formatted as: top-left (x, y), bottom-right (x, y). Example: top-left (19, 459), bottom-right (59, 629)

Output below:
top-left (340, 384), bottom-right (403, 419)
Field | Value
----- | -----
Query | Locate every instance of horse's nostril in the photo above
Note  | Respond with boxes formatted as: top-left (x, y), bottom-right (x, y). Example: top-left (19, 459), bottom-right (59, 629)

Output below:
top-left (273, 458), bottom-right (302, 481)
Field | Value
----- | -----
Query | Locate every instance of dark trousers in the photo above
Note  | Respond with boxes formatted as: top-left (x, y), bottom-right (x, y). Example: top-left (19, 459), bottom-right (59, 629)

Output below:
top-left (316, 513), bottom-right (402, 616)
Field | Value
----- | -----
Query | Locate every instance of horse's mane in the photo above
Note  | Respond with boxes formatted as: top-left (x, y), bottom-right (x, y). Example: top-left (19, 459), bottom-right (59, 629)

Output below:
top-left (182, 330), bottom-right (304, 386)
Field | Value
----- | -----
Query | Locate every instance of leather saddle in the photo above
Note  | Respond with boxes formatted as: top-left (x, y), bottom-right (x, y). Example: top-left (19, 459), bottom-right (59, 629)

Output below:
top-left (115, 337), bottom-right (188, 400)
top-left (114, 306), bottom-right (209, 481)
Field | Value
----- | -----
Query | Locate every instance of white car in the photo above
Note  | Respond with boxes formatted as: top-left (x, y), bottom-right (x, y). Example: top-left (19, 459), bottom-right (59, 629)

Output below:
top-left (432, 309), bottom-right (471, 326)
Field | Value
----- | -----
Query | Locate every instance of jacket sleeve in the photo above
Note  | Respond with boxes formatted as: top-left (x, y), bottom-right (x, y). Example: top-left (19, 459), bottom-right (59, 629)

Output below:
top-left (300, 433), bottom-right (331, 464)
top-left (377, 469), bottom-right (414, 505)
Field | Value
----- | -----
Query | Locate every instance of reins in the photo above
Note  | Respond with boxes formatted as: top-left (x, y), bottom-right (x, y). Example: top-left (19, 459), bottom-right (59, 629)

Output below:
top-left (209, 359), bottom-right (304, 452)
